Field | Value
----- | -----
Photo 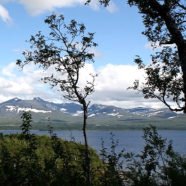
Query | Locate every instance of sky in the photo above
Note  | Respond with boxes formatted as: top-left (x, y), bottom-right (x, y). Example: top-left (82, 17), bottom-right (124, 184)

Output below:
top-left (0, 0), bottom-right (165, 108)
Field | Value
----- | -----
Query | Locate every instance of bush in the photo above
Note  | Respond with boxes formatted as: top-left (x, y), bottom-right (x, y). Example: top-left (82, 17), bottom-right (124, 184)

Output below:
top-left (115, 126), bottom-right (186, 186)
top-left (1, 112), bottom-right (186, 186)
top-left (0, 112), bottom-right (103, 186)
top-left (98, 126), bottom-right (186, 186)
top-left (0, 133), bottom-right (105, 186)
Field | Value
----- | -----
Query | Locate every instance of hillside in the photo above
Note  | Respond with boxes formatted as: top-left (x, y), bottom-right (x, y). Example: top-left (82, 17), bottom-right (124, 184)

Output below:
top-left (0, 97), bottom-right (185, 130)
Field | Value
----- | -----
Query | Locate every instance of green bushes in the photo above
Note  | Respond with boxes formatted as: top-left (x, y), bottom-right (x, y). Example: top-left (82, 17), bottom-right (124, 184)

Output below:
top-left (126, 126), bottom-right (186, 186)
top-left (0, 131), bottom-right (105, 186)
top-left (0, 112), bottom-right (186, 185)
top-left (98, 126), bottom-right (186, 186)
top-left (0, 112), bottom-right (103, 186)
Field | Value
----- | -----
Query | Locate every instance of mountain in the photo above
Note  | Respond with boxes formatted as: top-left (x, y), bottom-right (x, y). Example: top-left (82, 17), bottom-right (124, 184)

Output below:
top-left (0, 97), bottom-right (177, 118)
top-left (0, 97), bottom-right (184, 130)
top-left (127, 107), bottom-right (177, 119)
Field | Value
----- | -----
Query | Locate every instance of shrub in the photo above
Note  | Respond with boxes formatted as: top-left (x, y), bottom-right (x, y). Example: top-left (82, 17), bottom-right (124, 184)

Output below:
top-left (0, 112), bottom-right (103, 186)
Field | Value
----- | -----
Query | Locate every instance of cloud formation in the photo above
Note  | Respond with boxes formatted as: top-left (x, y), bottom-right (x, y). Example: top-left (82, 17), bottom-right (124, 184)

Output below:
top-left (18, 0), bottom-right (84, 15)
top-left (0, 0), bottom-right (117, 18)
top-left (92, 64), bottom-right (158, 108)
top-left (0, 4), bottom-right (11, 22)
top-left (0, 62), bottom-right (165, 108)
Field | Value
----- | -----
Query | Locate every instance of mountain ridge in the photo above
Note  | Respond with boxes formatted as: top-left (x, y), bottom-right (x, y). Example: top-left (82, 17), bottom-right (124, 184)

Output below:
top-left (0, 97), bottom-right (177, 118)
top-left (0, 97), bottom-right (183, 130)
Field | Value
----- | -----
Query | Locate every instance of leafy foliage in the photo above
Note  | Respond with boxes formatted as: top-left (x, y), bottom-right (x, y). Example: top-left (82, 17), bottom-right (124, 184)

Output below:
top-left (94, 126), bottom-right (186, 186)
top-left (17, 14), bottom-right (98, 185)
top-left (128, 0), bottom-right (186, 113)
top-left (127, 0), bottom-right (186, 113)
top-left (87, 0), bottom-right (186, 113)
top-left (121, 126), bottom-right (186, 186)
top-left (0, 112), bottom-right (103, 186)
top-left (17, 14), bottom-right (97, 103)
top-left (99, 133), bottom-right (124, 186)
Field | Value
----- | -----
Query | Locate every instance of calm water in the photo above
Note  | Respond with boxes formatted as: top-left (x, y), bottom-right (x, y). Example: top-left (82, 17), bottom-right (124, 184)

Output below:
top-left (1, 130), bottom-right (186, 155)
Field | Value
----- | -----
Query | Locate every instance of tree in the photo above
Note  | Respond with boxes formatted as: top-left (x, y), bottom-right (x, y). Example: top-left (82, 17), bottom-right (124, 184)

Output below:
top-left (86, 0), bottom-right (186, 113)
top-left (17, 14), bottom-right (97, 185)
top-left (20, 111), bottom-right (32, 140)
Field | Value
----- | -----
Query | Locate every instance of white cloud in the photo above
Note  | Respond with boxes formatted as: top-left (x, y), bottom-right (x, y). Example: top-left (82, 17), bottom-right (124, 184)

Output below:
top-left (0, 0), bottom-right (118, 17)
top-left (95, 64), bottom-right (144, 91)
top-left (0, 62), bottom-right (166, 108)
top-left (0, 62), bottom-right (49, 101)
top-left (0, 4), bottom-right (11, 22)
top-left (17, 0), bottom-right (84, 15)
top-left (106, 1), bottom-right (118, 13)
top-left (2, 62), bottom-right (16, 77)
top-left (90, 64), bottom-right (151, 108)
top-left (86, 0), bottom-right (99, 10)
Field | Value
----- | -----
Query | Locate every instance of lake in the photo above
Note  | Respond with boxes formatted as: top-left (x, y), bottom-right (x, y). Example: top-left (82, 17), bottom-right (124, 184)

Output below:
top-left (1, 129), bottom-right (186, 155)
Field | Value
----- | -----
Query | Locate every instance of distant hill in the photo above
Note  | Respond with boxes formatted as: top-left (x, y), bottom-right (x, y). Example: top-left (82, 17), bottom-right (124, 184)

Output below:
top-left (0, 97), bottom-right (185, 130)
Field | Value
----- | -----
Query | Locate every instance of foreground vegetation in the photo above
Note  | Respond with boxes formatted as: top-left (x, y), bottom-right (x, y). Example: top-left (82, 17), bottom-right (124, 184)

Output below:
top-left (0, 134), bottom-right (104, 186)
top-left (0, 112), bottom-right (186, 186)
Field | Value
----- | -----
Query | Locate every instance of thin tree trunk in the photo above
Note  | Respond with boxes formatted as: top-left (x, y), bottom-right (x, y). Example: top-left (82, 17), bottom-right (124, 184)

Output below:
top-left (82, 103), bottom-right (91, 185)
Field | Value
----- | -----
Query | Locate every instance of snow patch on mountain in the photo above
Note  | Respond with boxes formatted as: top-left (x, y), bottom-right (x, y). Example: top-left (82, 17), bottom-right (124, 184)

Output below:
top-left (6, 106), bottom-right (51, 113)
top-left (107, 112), bottom-right (119, 116)
top-left (117, 114), bottom-right (123, 118)
top-left (88, 113), bottom-right (96, 118)
top-left (72, 110), bottom-right (83, 116)
top-left (60, 108), bottom-right (67, 112)
top-left (147, 111), bottom-right (164, 117)
top-left (168, 116), bottom-right (176, 119)
top-left (13, 98), bottom-right (20, 101)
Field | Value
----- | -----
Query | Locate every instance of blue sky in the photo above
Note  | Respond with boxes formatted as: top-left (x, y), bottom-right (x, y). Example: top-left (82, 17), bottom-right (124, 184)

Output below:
top-left (0, 0), bottom-right (162, 108)
top-left (0, 1), bottom-right (151, 67)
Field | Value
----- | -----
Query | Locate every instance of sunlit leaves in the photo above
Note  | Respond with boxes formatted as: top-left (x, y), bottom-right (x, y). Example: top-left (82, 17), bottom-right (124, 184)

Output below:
top-left (127, 0), bottom-right (186, 112)
top-left (17, 14), bottom-right (97, 103)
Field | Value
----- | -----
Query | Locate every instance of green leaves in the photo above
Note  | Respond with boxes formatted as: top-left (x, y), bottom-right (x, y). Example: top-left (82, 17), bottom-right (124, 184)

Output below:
top-left (0, 117), bottom-right (103, 186)
top-left (132, 45), bottom-right (184, 111)
top-left (17, 14), bottom-right (97, 185)
top-left (20, 111), bottom-right (32, 139)
top-left (128, 0), bottom-right (186, 112)
top-left (17, 14), bottom-right (97, 104)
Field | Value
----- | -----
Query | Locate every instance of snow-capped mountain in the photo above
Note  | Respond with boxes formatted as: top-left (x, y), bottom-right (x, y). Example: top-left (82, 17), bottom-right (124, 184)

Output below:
top-left (0, 97), bottom-right (181, 130)
top-left (0, 97), bottom-right (177, 118)
top-left (127, 107), bottom-right (177, 119)
top-left (0, 97), bottom-right (82, 115)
